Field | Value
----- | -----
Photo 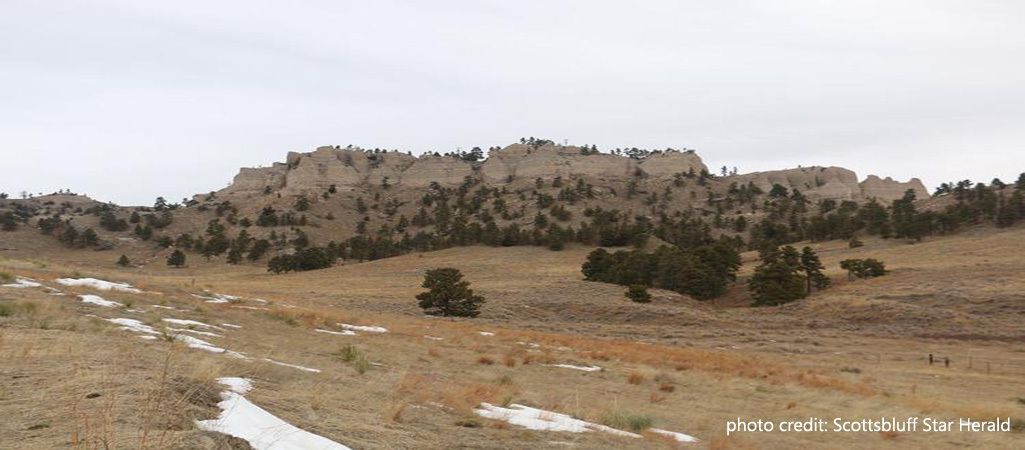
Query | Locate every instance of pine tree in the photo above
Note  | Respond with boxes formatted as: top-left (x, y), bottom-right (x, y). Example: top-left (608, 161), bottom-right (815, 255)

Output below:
top-left (799, 246), bottom-right (830, 293)
top-left (416, 268), bottom-right (485, 317)
top-left (167, 250), bottom-right (186, 268)
top-left (625, 284), bottom-right (652, 303)
top-left (749, 246), bottom-right (806, 306)
top-left (116, 254), bottom-right (131, 267)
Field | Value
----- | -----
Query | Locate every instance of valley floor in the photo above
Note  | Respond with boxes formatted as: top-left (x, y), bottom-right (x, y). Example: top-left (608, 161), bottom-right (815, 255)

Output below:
top-left (1, 226), bottom-right (1024, 449)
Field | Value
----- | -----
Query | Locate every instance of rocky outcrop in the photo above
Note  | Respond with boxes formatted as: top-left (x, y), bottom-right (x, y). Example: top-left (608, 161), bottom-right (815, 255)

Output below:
top-left (217, 144), bottom-right (708, 197)
top-left (859, 175), bottom-right (929, 202)
top-left (214, 143), bottom-right (925, 203)
top-left (733, 167), bottom-right (862, 201)
top-left (732, 166), bottom-right (928, 202)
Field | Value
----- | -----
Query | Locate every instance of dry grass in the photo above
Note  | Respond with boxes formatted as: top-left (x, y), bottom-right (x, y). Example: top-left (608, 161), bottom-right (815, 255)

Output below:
top-left (3, 225), bottom-right (1025, 448)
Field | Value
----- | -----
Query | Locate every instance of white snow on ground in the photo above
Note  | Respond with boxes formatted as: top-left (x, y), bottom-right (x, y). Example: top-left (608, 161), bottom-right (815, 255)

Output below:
top-left (316, 329), bottom-right (356, 336)
top-left (175, 334), bottom-right (229, 353)
top-left (517, 341), bottom-right (541, 348)
top-left (192, 293), bottom-right (241, 303)
top-left (55, 278), bottom-right (141, 293)
top-left (263, 358), bottom-right (321, 373)
top-left (339, 323), bottom-right (387, 333)
top-left (423, 335), bottom-right (444, 341)
top-left (475, 403), bottom-right (639, 437)
top-left (162, 318), bottom-right (224, 330)
top-left (541, 364), bottom-right (603, 372)
top-left (221, 323), bottom-right (242, 329)
top-left (151, 305), bottom-right (180, 310)
top-left (474, 403), bottom-right (698, 443)
top-left (197, 377), bottom-right (350, 450)
top-left (105, 318), bottom-right (161, 335)
top-left (478, 331), bottom-right (495, 336)
top-left (233, 305), bottom-right (269, 311)
top-left (138, 335), bottom-right (158, 340)
top-left (166, 327), bottom-right (223, 338)
top-left (2, 277), bottom-right (42, 288)
top-left (79, 294), bottom-right (123, 308)
top-left (649, 428), bottom-right (699, 443)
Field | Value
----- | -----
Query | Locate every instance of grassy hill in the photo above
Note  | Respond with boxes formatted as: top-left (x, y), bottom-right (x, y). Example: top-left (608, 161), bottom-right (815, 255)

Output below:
top-left (2, 224), bottom-right (1024, 448)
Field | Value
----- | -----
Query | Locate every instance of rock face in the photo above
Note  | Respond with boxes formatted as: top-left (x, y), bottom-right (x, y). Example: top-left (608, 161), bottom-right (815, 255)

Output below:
top-left (859, 175), bottom-right (929, 202)
top-left (733, 167), bottom-right (927, 203)
top-left (215, 143), bottom-right (926, 203)
top-left (217, 144), bottom-right (708, 197)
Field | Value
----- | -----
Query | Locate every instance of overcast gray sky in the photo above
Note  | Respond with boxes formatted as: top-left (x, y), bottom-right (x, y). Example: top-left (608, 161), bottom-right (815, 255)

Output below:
top-left (2, 0), bottom-right (1023, 205)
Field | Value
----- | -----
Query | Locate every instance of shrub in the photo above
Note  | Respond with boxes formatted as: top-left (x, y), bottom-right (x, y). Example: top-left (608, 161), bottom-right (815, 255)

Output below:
top-left (601, 411), bottom-right (654, 432)
top-left (840, 258), bottom-right (888, 280)
top-left (625, 285), bottom-right (651, 303)
top-left (167, 250), bottom-right (186, 268)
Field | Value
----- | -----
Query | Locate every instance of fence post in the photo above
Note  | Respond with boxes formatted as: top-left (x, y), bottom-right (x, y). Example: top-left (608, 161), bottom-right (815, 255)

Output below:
top-left (929, 354), bottom-right (933, 365)
top-left (944, 357), bottom-right (949, 368)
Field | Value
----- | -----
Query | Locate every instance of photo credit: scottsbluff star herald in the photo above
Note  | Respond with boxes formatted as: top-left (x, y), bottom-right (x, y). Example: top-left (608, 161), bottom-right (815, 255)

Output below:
top-left (726, 417), bottom-right (1013, 436)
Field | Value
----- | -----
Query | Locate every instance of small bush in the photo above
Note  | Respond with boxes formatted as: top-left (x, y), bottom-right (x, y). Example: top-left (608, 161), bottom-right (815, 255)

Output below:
top-left (625, 285), bottom-right (651, 303)
top-left (601, 411), bottom-right (654, 432)
top-left (338, 344), bottom-right (361, 362)
top-left (477, 356), bottom-right (495, 365)
top-left (627, 372), bottom-right (645, 385)
top-left (454, 418), bottom-right (482, 428)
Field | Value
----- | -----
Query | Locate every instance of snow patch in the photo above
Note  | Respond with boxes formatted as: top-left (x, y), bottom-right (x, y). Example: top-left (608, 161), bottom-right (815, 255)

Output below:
top-left (221, 323), bottom-right (242, 329)
top-left (478, 331), bottom-right (495, 336)
top-left (192, 293), bottom-right (241, 304)
top-left (474, 403), bottom-right (698, 443)
top-left (162, 318), bottom-right (223, 330)
top-left (316, 329), bottom-right (356, 336)
top-left (649, 428), bottom-right (699, 443)
top-left (424, 335), bottom-right (444, 341)
top-left (105, 318), bottom-right (160, 335)
top-left (197, 377), bottom-right (349, 450)
top-left (474, 403), bottom-right (639, 437)
top-left (2, 277), bottom-right (42, 288)
top-left (166, 327), bottom-right (223, 338)
top-left (79, 294), bottom-right (123, 308)
top-left (339, 323), bottom-right (387, 333)
top-left (263, 358), bottom-right (321, 373)
top-left (175, 334), bottom-right (229, 354)
top-left (55, 278), bottom-right (141, 293)
top-left (542, 364), bottom-right (602, 372)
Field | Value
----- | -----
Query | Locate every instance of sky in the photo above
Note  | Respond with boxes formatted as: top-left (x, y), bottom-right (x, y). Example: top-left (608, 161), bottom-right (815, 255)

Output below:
top-left (2, 0), bottom-right (1023, 205)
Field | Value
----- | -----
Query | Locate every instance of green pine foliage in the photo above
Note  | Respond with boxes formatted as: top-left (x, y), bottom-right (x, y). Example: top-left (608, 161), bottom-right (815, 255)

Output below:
top-left (167, 249), bottom-right (186, 268)
top-left (625, 285), bottom-right (652, 303)
top-left (415, 268), bottom-right (485, 317)
top-left (840, 258), bottom-right (888, 280)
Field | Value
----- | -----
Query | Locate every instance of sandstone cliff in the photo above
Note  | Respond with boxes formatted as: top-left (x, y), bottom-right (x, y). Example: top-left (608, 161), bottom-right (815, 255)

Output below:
top-left (215, 143), bottom-right (926, 203)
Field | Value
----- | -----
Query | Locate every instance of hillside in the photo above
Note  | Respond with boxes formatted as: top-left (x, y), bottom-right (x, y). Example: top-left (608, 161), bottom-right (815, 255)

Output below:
top-left (0, 142), bottom-right (932, 274)
top-left (1, 225), bottom-right (1024, 448)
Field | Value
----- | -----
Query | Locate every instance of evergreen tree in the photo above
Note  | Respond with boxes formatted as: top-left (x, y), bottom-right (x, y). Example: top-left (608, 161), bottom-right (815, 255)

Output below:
top-left (749, 246), bottom-right (806, 306)
top-left (167, 249), bottom-right (186, 268)
top-left (416, 268), bottom-right (485, 317)
top-left (799, 246), bottom-right (830, 293)
top-left (79, 228), bottom-right (99, 248)
top-left (840, 258), bottom-right (888, 280)
top-left (116, 254), bottom-right (131, 267)
top-left (625, 284), bottom-right (652, 303)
